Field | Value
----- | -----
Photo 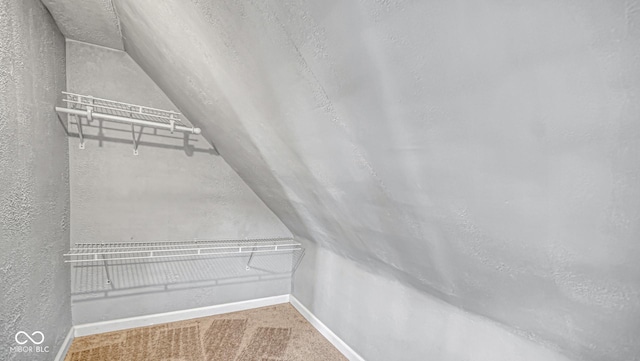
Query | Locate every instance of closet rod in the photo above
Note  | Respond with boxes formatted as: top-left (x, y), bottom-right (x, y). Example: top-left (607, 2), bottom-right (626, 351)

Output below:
top-left (55, 106), bottom-right (202, 135)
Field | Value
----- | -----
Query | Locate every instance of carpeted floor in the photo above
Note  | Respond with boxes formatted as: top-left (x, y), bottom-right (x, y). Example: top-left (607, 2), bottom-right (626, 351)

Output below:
top-left (64, 303), bottom-right (347, 361)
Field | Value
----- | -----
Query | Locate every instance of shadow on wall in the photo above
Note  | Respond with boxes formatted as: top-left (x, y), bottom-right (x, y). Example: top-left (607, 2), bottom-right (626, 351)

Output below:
top-left (57, 113), bottom-right (219, 157)
top-left (70, 251), bottom-right (305, 303)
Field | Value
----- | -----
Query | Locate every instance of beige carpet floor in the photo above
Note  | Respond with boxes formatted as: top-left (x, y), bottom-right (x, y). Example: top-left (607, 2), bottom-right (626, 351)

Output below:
top-left (64, 303), bottom-right (347, 361)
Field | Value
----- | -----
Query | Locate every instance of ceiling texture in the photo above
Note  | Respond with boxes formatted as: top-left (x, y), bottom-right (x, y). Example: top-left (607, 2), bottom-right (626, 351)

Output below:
top-left (41, 0), bottom-right (123, 50)
top-left (41, 1), bottom-right (640, 361)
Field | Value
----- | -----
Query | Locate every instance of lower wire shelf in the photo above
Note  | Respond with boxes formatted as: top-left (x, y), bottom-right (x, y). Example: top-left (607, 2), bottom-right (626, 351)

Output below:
top-left (64, 237), bottom-right (302, 263)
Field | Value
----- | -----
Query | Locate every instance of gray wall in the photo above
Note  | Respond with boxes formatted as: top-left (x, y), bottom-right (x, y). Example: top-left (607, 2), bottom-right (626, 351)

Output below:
top-left (0, 0), bottom-right (71, 359)
top-left (110, 1), bottom-right (640, 360)
top-left (65, 40), bottom-right (293, 324)
top-left (294, 239), bottom-right (574, 361)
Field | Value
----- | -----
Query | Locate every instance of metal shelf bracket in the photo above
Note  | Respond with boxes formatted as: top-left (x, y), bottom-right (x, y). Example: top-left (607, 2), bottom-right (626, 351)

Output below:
top-left (75, 114), bottom-right (85, 149)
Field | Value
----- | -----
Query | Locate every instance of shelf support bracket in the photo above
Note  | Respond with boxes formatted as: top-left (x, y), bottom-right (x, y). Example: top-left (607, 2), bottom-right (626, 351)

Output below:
top-left (131, 124), bottom-right (139, 156)
top-left (102, 259), bottom-right (112, 286)
top-left (86, 104), bottom-right (93, 122)
top-left (246, 246), bottom-right (256, 271)
top-left (128, 106), bottom-right (141, 156)
top-left (86, 96), bottom-right (94, 123)
top-left (75, 114), bottom-right (85, 149)
top-left (170, 113), bottom-right (178, 133)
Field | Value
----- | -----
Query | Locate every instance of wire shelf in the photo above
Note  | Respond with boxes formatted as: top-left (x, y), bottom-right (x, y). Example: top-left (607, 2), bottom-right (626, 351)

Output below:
top-left (61, 92), bottom-right (189, 127)
top-left (56, 92), bottom-right (201, 154)
top-left (64, 237), bottom-right (302, 263)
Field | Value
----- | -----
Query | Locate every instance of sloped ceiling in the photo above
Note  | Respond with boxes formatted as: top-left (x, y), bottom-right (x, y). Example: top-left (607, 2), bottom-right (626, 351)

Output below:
top-left (41, 1), bottom-right (640, 360)
top-left (40, 0), bottom-right (123, 50)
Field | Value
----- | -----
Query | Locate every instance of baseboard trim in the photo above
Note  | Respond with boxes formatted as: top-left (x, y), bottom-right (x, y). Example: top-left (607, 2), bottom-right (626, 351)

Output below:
top-left (289, 295), bottom-right (365, 361)
top-left (73, 294), bottom-right (290, 337)
top-left (54, 326), bottom-right (75, 361)
top-left (61, 295), bottom-right (360, 361)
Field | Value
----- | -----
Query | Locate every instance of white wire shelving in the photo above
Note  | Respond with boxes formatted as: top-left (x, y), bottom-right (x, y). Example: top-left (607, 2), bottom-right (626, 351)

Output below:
top-left (55, 92), bottom-right (201, 154)
top-left (64, 238), bottom-right (302, 264)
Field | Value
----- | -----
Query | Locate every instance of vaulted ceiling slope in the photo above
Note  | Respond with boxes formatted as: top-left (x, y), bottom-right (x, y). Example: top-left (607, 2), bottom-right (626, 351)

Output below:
top-left (42, 1), bottom-right (640, 360)
top-left (41, 0), bottom-right (123, 50)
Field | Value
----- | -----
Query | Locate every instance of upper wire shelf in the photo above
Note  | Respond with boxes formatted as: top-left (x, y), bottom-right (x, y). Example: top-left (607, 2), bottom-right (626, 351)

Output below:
top-left (62, 92), bottom-right (188, 126)
top-left (64, 237), bottom-right (302, 263)
top-left (55, 92), bottom-right (201, 154)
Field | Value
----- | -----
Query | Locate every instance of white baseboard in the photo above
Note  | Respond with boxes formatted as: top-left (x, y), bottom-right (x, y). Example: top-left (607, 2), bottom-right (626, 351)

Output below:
top-left (54, 326), bottom-right (75, 361)
top-left (59, 295), bottom-right (360, 361)
top-left (289, 295), bottom-right (365, 361)
top-left (73, 294), bottom-right (290, 337)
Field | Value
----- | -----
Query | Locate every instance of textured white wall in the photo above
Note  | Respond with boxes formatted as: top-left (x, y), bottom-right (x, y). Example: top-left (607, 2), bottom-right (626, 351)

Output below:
top-left (110, 1), bottom-right (640, 360)
top-left (294, 238), bottom-right (574, 361)
top-left (27, 0), bottom-right (640, 359)
top-left (65, 40), bottom-right (293, 324)
top-left (0, 0), bottom-right (71, 359)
